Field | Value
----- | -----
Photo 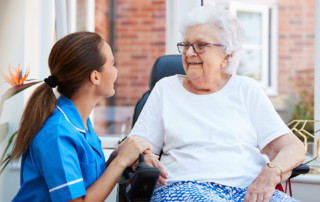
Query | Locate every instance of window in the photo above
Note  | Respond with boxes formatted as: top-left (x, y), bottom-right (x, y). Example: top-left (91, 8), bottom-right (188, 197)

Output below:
top-left (208, 0), bottom-right (279, 96)
top-left (93, 0), bottom-right (167, 147)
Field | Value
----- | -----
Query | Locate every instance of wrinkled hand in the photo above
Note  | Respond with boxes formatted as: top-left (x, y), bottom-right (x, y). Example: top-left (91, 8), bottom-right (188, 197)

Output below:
top-left (132, 150), bottom-right (169, 186)
top-left (244, 167), bottom-right (280, 202)
top-left (117, 136), bottom-right (150, 168)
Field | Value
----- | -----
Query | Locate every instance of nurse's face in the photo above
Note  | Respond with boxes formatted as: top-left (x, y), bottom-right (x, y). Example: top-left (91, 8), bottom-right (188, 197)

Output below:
top-left (99, 41), bottom-right (118, 97)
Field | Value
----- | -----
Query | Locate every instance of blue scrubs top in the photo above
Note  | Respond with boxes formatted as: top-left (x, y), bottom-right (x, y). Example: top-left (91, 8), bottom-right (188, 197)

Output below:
top-left (13, 95), bottom-right (106, 202)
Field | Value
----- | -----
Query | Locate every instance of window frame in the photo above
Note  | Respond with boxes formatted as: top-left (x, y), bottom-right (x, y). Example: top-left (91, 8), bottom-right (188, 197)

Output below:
top-left (229, 1), bottom-right (279, 96)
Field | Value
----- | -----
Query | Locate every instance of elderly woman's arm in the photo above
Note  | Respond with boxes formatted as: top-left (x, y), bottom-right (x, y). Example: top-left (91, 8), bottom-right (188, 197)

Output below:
top-left (261, 132), bottom-right (305, 180)
top-left (244, 132), bottom-right (305, 202)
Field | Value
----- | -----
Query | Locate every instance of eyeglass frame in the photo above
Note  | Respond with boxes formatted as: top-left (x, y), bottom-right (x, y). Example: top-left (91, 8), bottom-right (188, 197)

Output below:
top-left (177, 42), bottom-right (223, 54)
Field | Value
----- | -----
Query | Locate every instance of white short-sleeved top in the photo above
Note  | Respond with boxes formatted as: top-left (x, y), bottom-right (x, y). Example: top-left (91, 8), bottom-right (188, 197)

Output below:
top-left (129, 74), bottom-right (291, 188)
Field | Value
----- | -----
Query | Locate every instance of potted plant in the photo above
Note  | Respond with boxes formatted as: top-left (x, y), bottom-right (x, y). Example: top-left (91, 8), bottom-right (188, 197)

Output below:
top-left (0, 63), bottom-right (41, 174)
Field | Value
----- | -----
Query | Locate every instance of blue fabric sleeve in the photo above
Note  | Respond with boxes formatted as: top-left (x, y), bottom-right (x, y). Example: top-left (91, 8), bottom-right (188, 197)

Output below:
top-left (32, 122), bottom-right (86, 202)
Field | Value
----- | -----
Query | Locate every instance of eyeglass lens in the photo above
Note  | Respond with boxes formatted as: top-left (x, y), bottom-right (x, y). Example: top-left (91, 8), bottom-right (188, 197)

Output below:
top-left (178, 43), bottom-right (206, 54)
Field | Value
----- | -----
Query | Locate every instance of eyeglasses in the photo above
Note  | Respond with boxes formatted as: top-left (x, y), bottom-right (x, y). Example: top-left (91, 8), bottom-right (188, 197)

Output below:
top-left (177, 42), bottom-right (222, 54)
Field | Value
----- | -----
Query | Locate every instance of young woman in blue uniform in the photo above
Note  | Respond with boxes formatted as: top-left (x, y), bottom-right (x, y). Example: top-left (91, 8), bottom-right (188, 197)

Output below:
top-left (11, 32), bottom-right (150, 202)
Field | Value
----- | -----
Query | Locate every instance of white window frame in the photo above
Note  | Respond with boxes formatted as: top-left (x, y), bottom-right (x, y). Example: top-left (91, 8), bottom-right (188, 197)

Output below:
top-left (210, 0), bottom-right (279, 96)
top-left (166, 0), bottom-right (201, 55)
top-left (230, 3), bottom-right (269, 88)
top-left (229, 1), bottom-right (278, 96)
top-left (56, 0), bottom-right (96, 123)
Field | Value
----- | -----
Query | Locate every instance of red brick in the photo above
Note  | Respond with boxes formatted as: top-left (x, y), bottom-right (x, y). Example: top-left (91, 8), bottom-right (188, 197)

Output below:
top-left (151, 27), bottom-right (166, 32)
top-left (141, 6), bottom-right (157, 12)
top-left (132, 13), bottom-right (150, 18)
top-left (142, 20), bottom-right (156, 25)
top-left (120, 34), bottom-right (138, 39)
top-left (120, 21), bottom-right (138, 25)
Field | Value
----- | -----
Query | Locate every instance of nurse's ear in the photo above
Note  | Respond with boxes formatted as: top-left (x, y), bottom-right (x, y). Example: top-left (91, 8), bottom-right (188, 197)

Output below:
top-left (90, 70), bottom-right (100, 86)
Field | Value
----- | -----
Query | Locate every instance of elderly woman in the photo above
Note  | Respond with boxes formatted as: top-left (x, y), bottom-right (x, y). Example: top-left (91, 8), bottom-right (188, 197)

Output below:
top-left (128, 6), bottom-right (305, 202)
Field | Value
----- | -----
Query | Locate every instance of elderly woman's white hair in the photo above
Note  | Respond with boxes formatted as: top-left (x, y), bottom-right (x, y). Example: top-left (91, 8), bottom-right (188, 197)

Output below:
top-left (179, 5), bottom-right (245, 75)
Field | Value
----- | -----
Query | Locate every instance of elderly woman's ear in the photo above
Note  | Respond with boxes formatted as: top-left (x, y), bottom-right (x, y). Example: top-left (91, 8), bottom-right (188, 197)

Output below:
top-left (221, 54), bottom-right (233, 68)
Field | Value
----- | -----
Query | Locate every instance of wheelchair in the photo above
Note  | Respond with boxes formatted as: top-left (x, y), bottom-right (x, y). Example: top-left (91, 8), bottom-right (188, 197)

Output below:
top-left (116, 55), bottom-right (310, 202)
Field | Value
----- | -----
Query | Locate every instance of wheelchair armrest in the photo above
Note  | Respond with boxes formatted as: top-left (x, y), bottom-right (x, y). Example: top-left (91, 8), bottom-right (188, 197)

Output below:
top-left (289, 164), bottom-right (310, 179)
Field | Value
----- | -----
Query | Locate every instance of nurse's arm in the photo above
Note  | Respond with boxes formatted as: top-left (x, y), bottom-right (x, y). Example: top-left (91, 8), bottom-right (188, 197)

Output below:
top-left (68, 136), bottom-right (150, 202)
top-left (105, 147), bottom-right (119, 168)
top-left (69, 157), bottom-right (127, 202)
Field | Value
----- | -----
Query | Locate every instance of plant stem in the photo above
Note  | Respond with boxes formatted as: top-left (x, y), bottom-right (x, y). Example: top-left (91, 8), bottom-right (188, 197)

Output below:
top-left (0, 157), bottom-right (10, 175)
top-left (0, 155), bottom-right (10, 167)
top-left (0, 131), bottom-right (18, 163)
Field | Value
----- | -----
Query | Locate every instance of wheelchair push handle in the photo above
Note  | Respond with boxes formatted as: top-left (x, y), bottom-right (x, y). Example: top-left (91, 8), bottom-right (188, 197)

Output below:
top-left (125, 153), bottom-right (161, 202)
top-left (135, 153), bottom-right (149, 170)
top-left (121, 153), bottom-right (147, 181)
top-left (139, 153), bottom-right (144, 163)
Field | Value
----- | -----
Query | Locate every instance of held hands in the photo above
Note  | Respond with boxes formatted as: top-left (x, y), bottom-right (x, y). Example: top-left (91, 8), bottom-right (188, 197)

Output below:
top-left (132, 150), bottom-right (169, 186)
top-left (244, 167), bottom-right (281, 202)
top-left (117, 136), bottom-right (150, 168)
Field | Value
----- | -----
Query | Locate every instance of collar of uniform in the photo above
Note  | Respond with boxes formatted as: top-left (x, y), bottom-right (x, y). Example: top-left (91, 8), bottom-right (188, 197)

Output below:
top-left (57, 95), bottom-right (86, 133)
top-left (57, 96), bottom-right (102, 158)
top-left (86, 119), bottom-right (103, 157)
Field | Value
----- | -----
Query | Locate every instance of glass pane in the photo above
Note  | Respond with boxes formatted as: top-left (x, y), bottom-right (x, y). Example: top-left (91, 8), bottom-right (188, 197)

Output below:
top-left (237, 11), bottom-right (262, 45)
top-left (93, 1), bottom-right (166, 136)
top-left (237, 49), bottom-right (262, 80)
top-left (94, 106), bottom-right (134, 135)
top-left (236, 11), bottom-right (262, 80)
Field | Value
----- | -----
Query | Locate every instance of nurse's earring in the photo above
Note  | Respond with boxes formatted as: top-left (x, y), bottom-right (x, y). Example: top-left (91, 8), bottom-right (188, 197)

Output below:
top-left (96, 82), bottom-right (99, 86)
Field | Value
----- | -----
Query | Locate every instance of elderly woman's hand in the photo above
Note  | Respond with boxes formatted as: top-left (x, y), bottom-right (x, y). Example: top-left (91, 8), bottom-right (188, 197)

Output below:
top-left (132, 150), bottom-right (169, 186)
top-left (244, 167), bottom-right (280, 202)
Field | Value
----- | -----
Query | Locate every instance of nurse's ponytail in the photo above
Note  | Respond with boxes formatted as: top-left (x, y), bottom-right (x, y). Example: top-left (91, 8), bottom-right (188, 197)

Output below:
top-left (11, 32), bottom-right (106, 161)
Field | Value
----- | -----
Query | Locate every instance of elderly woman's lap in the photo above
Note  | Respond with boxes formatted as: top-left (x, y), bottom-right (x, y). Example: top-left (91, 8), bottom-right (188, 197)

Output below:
top-left (151, 181), bottom-right (299, 202)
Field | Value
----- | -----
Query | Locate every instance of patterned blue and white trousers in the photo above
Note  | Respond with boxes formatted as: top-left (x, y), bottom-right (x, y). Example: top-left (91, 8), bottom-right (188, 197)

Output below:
top-left (151, 181), bottom-right (299, 202)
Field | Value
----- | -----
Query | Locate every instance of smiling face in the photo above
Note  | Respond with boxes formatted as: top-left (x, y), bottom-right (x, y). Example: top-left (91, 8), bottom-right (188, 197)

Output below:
top-left (182, 24), bottom-right (229, 91)
top-left (97, 41), bottom-right (118, 97)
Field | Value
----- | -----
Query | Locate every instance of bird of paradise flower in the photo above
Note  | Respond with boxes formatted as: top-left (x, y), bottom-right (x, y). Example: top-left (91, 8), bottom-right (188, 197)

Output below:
top-left (0, 63), bottom-right (42, 174)
top-left (1, 63), bottom-right (30, 86)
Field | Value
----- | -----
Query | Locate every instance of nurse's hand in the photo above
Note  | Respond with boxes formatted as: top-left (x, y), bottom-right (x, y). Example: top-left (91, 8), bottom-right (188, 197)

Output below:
top-left (244, 167), bottom-right (279, 202)
top-left (132, 150), bottom-right (168, 186)
top-left (117, 136), bottom-right (150, 168)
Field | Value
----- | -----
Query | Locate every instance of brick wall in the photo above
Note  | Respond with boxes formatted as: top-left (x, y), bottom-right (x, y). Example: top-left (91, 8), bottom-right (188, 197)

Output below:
top-left (95, 0), bottom-right (110, 43)
top-left (278, 0), bottom-right (315, 95)
top-left (94, 0), bottom-right (165, 106)
top-left (276, 0), bottom-right (315, 122)
top-left (94, 0), bottom-right (166, 134)
top-left (115, 0), bottom-right (166, 106)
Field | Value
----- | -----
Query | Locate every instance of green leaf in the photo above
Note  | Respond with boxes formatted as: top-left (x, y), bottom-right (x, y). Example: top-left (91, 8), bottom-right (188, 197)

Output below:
top-left (0, 81), bottom-right (42, 119)
top-left (0, 156), bottom-right (10, 175)
top-left (1, 81), bottom-right (42, 101)
top-left (0, 122), bottom-right (8, 143)
top-left (8, 132), bottom-right (17, 144)
top-left (0, 131), bottom-right (17, 165)
top-left (0, 155), bottom-right (10, 167)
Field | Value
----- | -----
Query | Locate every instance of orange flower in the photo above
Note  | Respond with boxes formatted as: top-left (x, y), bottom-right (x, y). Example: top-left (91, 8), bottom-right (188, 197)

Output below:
top-left (1, 63), bottom-right (30, 86)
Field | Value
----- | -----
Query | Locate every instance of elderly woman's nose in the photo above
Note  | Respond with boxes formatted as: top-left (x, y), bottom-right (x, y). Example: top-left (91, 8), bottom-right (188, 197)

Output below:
top-left (186, 45), bottom-right (197, 57)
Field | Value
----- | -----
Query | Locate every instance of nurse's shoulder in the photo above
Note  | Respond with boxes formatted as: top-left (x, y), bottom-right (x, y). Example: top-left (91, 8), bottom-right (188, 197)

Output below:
top-left (30, 108), bottom-right (80, 153)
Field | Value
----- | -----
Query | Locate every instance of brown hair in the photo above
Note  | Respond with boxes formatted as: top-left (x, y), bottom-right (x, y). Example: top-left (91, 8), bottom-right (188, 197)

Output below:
top-left (11, 32), bottom-right (106, 161)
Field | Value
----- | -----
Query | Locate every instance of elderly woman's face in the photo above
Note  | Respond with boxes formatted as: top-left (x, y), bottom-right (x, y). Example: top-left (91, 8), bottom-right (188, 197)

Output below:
top-left (182, 24), bottom-right (228, 89)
